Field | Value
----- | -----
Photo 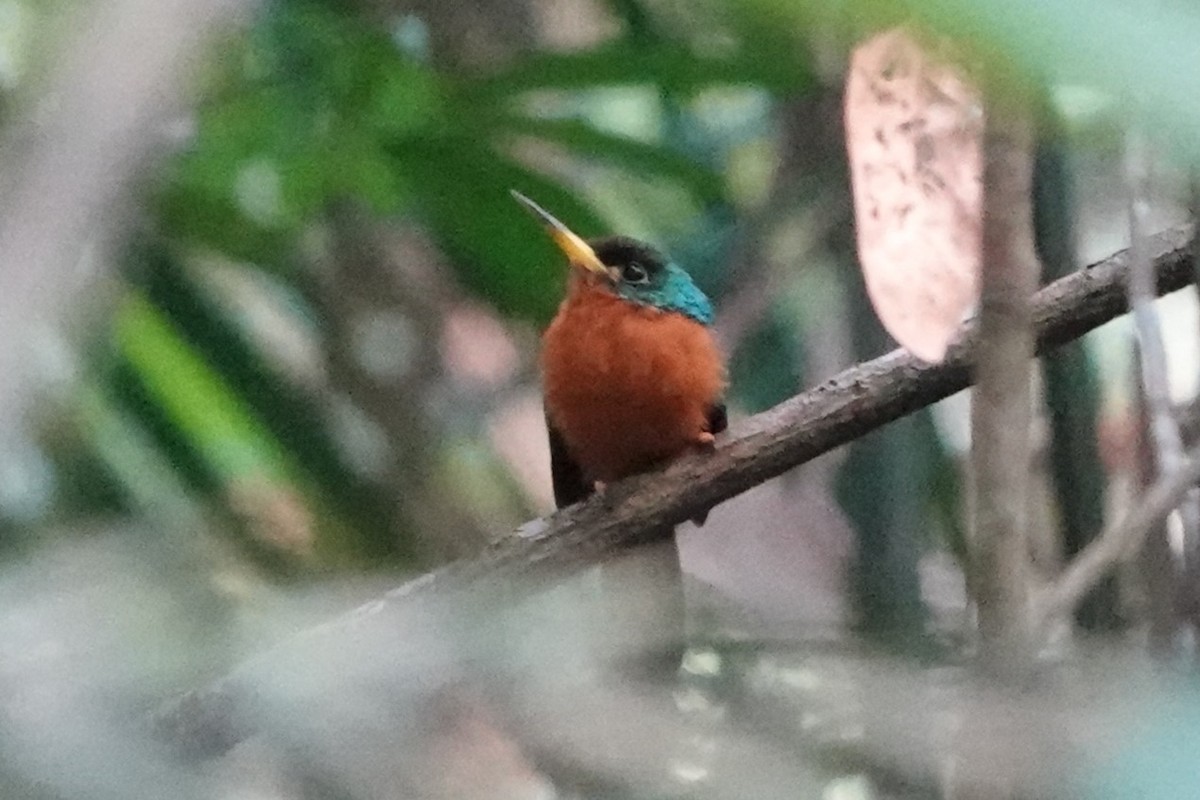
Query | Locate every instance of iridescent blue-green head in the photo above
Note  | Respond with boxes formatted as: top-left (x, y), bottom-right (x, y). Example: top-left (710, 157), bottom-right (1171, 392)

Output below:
top-left (510, 190), bottom-right (713, 326)
top-left (588, 236), bottom-right (713, 325)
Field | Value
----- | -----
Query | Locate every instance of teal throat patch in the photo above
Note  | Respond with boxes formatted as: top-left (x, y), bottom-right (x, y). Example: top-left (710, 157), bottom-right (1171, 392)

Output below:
top-left (617, 262), bottom-right (714, 325)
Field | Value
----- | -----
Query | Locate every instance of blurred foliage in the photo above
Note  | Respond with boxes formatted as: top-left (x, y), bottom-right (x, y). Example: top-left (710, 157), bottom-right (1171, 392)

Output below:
top-left (0, 0), bottom-right (1159, 638)
top-left (838, 287), bottom-right (929, 647)
top-left (5, 0), bottom-right (1200, 796)
top-left (728, 310), bottom-right (806, 413)
top-left (1035, 128), bottom-right (1119, 630)
top-left (23, 0), bottom-right (826, 575)
top-left (159, 0), bottom-right (811, 322)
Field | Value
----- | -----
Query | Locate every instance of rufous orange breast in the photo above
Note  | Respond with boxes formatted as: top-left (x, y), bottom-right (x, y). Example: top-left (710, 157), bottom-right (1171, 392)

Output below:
top-left (509, 189), bottom-right (727, 511)
top-left (542, 280), bottom-right (726, 484)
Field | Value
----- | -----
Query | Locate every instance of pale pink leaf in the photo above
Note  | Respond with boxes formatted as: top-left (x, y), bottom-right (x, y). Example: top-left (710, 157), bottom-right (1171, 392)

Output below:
top-left (844, 27), bottom-right (984, 363)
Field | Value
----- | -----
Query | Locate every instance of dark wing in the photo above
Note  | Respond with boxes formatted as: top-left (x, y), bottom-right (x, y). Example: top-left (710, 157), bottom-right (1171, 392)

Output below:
top-left (706, 402), bottom-right (727, 435)
top-left (547, 415), bottom-right (593, 509)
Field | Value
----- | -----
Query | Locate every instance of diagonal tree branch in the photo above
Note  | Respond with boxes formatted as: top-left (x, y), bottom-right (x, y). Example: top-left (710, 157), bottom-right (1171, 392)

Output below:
top-left (159, 224), bottom-right (1195, 759)
top-left (453, 224), bottom-right (1193, 587)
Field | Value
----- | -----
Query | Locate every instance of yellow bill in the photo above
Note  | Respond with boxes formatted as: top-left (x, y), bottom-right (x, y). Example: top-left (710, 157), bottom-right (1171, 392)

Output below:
top-left (510, 190), bottom-right (609, 276)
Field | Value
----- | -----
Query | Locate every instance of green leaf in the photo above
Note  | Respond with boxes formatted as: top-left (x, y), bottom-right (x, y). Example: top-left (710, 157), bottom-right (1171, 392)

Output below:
top-left (498, 115), bottom-right (725, 203)
top-left (114, 293), bottom-right (296, 483)
top-left (601, 0), bottom-right (658, 39)
top-left (129, 249), bottom-right (405, 562)
top-left (156, 183), bottom-right (293, 267)
top-left (388, 138), bottom-right (608, 322)
top-left (368, 62), bottom-right (444, 137)
top-left (729, 309), bottom-right (805, 412)
top-left (161, 86), bottom-right (319, 250)
top-left (160, 0), bottom-right (440, 255)
top-left (108, 354), bottom-right (222, 497)
top-left (465, 38), bottom-right (810, 101)
top-left (324, 123), bottom-right (409, 212)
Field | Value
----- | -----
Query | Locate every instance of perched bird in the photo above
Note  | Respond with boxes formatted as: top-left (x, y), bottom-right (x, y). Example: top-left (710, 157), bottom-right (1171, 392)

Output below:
top-left (511, 190), bottom-right (727, 516)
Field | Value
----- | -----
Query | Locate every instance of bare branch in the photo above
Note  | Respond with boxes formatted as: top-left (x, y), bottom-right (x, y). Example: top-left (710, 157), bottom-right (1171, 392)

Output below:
top-left (1125, 132), bottom-right (1199, 565)
top-left (968, 99), bottom-right (1040, 672)
top-left (1037, 442), bottom-right (1200, 628)
top-left (158, 225), bottom-right (1195, 759)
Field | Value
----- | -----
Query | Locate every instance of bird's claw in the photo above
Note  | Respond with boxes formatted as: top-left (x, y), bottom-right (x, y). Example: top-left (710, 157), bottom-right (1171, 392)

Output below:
top-left (592, 481), bottom-right (617, 511)
top-left (695, 431), bottom-right (716, 450)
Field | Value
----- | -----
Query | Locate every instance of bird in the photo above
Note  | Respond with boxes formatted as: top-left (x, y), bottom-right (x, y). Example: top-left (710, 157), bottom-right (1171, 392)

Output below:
top-left (511, 190), bottom-right (727, 520)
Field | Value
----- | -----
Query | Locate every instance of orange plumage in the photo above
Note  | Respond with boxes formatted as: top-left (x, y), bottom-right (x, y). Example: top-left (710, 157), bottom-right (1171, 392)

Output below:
top-left (507, 189), bottom-right (725, 509)
top-left (542, 274), bottom-right (726, 486)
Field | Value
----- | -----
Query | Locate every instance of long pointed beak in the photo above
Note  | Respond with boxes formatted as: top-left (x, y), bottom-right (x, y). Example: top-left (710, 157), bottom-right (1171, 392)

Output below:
top-left (510, 190), bottom-right (609, 276)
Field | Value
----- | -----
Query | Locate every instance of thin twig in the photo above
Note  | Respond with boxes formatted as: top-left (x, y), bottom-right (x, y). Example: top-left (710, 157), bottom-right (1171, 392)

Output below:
top-left (1037, 441), bottom-right (1200, 628)
top-left (157, 226), bottom-right (1195, 760)
top-left (1125, 130), bottom-right (1200, 621)
top-left (1190, 175), bottom-right (1200, 306)
top-left (1126, 134), bottom-right (1190, 504)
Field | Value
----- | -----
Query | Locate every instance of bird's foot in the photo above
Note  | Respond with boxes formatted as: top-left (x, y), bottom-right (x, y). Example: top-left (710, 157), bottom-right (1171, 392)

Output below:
top-left (592, 480), bottom-right (618, 512)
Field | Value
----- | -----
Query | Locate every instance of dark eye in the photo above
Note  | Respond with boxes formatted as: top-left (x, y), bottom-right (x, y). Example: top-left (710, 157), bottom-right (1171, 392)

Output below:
top-left (622, 261), bottom-right (649, 284)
